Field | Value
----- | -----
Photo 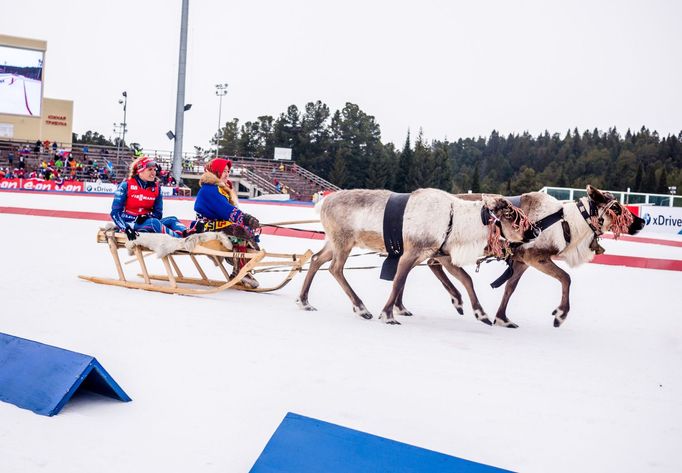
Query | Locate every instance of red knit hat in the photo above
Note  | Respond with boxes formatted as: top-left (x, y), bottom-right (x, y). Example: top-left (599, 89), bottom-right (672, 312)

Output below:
top-left (206, 158), bottom-right (232, 177)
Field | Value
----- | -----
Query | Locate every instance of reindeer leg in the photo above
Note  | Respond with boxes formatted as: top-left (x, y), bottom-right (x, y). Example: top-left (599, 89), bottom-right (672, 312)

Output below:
top-left (494, 260), bottom-right (529, 328)
top-left (439, 259), bottom-right (492, 326)
top-left (525, 258), bottom-right (571, 327)
top-left (379, 251), bottom-right (421, 325)
top-left (428, 258), bottom-right (464, 315)
top-left (394, 285), bottom-right (412, 316)
top-left (327, 244), bottom-right (373, 319)
top-left (296, 241), bottom-right (333, 311)
top-left (394, 258), bottom-right (423, 316)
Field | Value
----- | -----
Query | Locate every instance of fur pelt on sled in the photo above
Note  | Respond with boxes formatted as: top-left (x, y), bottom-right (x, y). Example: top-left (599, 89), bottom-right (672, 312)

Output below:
top-left (102, 224), bottom-right (234, 258)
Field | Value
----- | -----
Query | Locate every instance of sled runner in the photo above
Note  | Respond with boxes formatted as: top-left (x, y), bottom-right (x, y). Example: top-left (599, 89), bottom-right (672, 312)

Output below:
top-left (78, 228), bottom-right (312, 295)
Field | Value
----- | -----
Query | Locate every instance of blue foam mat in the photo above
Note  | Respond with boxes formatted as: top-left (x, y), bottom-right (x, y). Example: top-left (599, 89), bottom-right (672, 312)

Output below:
top-left (250, 412), bottom-right (514, 473)
top-left (0, 333), bottom-right (131, 416)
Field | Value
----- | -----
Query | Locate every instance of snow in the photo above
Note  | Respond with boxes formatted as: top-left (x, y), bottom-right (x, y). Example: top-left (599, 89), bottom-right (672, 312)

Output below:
top-left (1, 191), bottom-right (681, 473)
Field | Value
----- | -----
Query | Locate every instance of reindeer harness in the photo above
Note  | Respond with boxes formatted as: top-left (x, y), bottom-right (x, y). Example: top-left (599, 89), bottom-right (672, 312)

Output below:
top-left (380, 193), bottom-right (411, 280)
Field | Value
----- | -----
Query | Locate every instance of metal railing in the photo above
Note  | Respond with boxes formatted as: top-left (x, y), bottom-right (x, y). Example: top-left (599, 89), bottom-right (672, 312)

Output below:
top-left (540, 186), bottom-right (682, 207)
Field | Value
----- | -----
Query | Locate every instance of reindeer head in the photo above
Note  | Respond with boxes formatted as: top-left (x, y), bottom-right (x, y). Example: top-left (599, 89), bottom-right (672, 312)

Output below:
top-left (585, 185), bottom-right (645, 237)
top-left (480, 196), bottom-right (531, 258)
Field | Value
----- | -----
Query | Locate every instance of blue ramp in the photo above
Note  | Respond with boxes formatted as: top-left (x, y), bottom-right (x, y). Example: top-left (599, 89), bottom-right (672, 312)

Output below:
top-left (0, 333), bottom-right (131, 416)
top-left (250, 412), bottom-right (514, 473)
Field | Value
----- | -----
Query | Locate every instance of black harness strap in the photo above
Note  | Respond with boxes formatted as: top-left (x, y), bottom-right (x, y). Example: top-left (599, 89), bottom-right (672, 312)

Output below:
top-left (524, 208), bottom-right (564, 242)
top-left (576, 199), bottom-right (601, 235)
top-left (380, 192), bottom-right (411, 281)
top-left (489, 206), bottom-right (569, 289)
top-left (438, 204), bottom-right (454, 255)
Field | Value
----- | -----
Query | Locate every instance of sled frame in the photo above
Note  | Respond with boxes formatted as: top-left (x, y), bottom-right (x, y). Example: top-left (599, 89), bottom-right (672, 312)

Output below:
top-left (78, 229), bottom-right (312, 295)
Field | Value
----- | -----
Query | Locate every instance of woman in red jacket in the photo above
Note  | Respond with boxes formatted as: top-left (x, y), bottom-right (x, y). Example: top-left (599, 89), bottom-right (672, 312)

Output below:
top-left (111, 156), bottom-right (188, 239)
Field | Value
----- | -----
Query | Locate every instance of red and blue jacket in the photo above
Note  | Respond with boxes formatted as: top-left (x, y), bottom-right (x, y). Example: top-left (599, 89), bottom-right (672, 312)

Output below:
top-left (111, 176), bottom-right (163, 230)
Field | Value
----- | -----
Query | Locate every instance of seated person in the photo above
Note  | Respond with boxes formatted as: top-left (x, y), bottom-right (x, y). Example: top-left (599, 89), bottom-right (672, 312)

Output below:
top-left (111, 156), bottom-right (189, 240)
top-left (194, 158), bottom-right (260, 243)
top-left (194, 158), bottom-right (261, 286)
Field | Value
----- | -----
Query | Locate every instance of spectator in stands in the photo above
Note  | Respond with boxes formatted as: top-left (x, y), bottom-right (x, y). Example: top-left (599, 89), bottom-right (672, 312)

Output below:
top-left (110, 156), bottom-right (190, 240)
top-left (67, 156), bottom-right (77, 179)
top-left (55, 156), bottom-right (64, 174)
top-left (34, 140), bottom-right (42, 153)
top-left (194, 157), bottom-right (261, 287)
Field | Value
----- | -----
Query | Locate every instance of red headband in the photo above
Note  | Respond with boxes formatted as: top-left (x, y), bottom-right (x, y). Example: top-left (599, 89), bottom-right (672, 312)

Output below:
top-left (135, 157), bottom-right (157, 173)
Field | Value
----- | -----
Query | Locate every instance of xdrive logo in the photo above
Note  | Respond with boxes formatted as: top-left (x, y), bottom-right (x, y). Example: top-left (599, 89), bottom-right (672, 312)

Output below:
top-left (644, 213), bottom-right (682, 228)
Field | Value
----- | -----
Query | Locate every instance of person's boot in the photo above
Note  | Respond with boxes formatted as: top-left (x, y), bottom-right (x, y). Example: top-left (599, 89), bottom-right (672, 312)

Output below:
top-left (181, 220), bottom-right (205, 238)
top-left (230, 243), bottom-right (259, 288)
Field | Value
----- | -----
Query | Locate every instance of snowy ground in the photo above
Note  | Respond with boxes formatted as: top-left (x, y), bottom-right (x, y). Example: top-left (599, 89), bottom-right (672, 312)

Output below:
top-left (1, 191), bottom-right (681, 473)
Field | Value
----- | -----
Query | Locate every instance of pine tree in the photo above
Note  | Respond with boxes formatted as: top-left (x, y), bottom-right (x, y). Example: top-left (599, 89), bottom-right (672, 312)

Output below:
top-left (217, 119), bottom-right (240, 156)
top-left (395, 131), bottom-right (413, 192)
top-left (657, 167), bottom-right (669, 194)
top-left (471, 164), bottom-right (481, 193)
top-left (643, 165), bottom-right (657, 193)
top-left (634, 163), bottom-right (644, 191)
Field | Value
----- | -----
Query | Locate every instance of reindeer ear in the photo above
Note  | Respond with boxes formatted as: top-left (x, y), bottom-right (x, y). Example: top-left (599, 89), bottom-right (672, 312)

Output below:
top-left (586, 185), bottom-right (609, 204)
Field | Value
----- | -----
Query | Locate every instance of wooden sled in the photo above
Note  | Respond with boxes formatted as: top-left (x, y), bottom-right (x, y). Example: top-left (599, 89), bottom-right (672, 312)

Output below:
top-left (78, 229), bottom-right (313, 296)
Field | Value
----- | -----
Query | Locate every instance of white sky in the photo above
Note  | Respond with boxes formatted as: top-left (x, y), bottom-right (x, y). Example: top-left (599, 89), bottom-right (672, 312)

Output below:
top-left (1, 0), bottom-right (681, 152)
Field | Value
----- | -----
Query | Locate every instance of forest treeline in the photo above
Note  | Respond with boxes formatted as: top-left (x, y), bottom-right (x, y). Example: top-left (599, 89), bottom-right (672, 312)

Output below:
top-left (77, 100), bottom-right (682, 195)
top-left (211, 100), bottom-right (681, 195)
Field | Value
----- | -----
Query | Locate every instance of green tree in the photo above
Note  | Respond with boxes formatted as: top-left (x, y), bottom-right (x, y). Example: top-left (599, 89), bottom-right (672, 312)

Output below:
top-left (73, 131), bottom-right (115, 146)
top-left (216, 118), bottom-right (240, 156)
top-left (395, 131), bottom-right (413, 192)
top-left (328, 103), bottom-right (383, 189)
top-left (657, 167), bottom-right (669, 194)
top-left (633, 162), bottom-right (644, 191)
top-left (299, 101), bottom-right (332, 176)
top-left (471, 164), bottom-right (481, 193)
top-left (643, 165), bottom-right (657, 192)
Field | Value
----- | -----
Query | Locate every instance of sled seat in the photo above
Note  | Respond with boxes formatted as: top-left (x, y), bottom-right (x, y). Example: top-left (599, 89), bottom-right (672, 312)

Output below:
top-left (78, 228), bottom-right (312, 295)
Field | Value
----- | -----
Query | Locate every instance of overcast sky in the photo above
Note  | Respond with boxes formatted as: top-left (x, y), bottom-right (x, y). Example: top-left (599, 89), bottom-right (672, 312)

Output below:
top-left (1, 0), bottom-right (680, 153)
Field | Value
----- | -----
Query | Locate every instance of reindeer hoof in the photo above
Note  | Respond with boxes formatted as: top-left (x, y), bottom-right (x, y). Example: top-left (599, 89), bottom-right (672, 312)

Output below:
top-left (394, 308), bottom-right (413, 316)
top-left (552, 308), bottom-right (567, 327)
top-left (353, 306), bottom-right (373, 320)
top-left (379, 311), bottom-right (401, 325)
top-left (296, 298), bottom-right (317, 311)
top-left (494, 318), bottom-right (518, 329)
top-left (473, 309), bottom-right (492, 325)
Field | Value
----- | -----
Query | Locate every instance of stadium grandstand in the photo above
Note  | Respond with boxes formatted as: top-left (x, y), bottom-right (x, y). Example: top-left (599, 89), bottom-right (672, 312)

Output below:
top-left (0, 138), bottom-right (340, 200)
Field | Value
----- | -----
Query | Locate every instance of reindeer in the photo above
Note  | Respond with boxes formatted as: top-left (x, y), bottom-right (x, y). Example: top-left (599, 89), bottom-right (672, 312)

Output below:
top-left (296, 188), bottom-right (529, 325)
top-left (455, 185), bottom-right (645, 328)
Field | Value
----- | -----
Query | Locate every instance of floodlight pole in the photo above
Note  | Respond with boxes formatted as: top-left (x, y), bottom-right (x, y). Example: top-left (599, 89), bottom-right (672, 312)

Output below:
top-left (121, 91), bottom-right (127, 149)
top-left (171, 0), bottom-right (189, 185)
top-left (215, 83), bottom-right (228, 158)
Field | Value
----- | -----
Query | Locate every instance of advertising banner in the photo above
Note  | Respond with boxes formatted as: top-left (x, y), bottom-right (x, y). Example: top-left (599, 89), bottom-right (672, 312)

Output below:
top-left (83, 181), bottom-right (118, 193)
top-left (639, 206), bottom-right (682, 235)
top-left (0, 178), bottom-right (83, 192)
